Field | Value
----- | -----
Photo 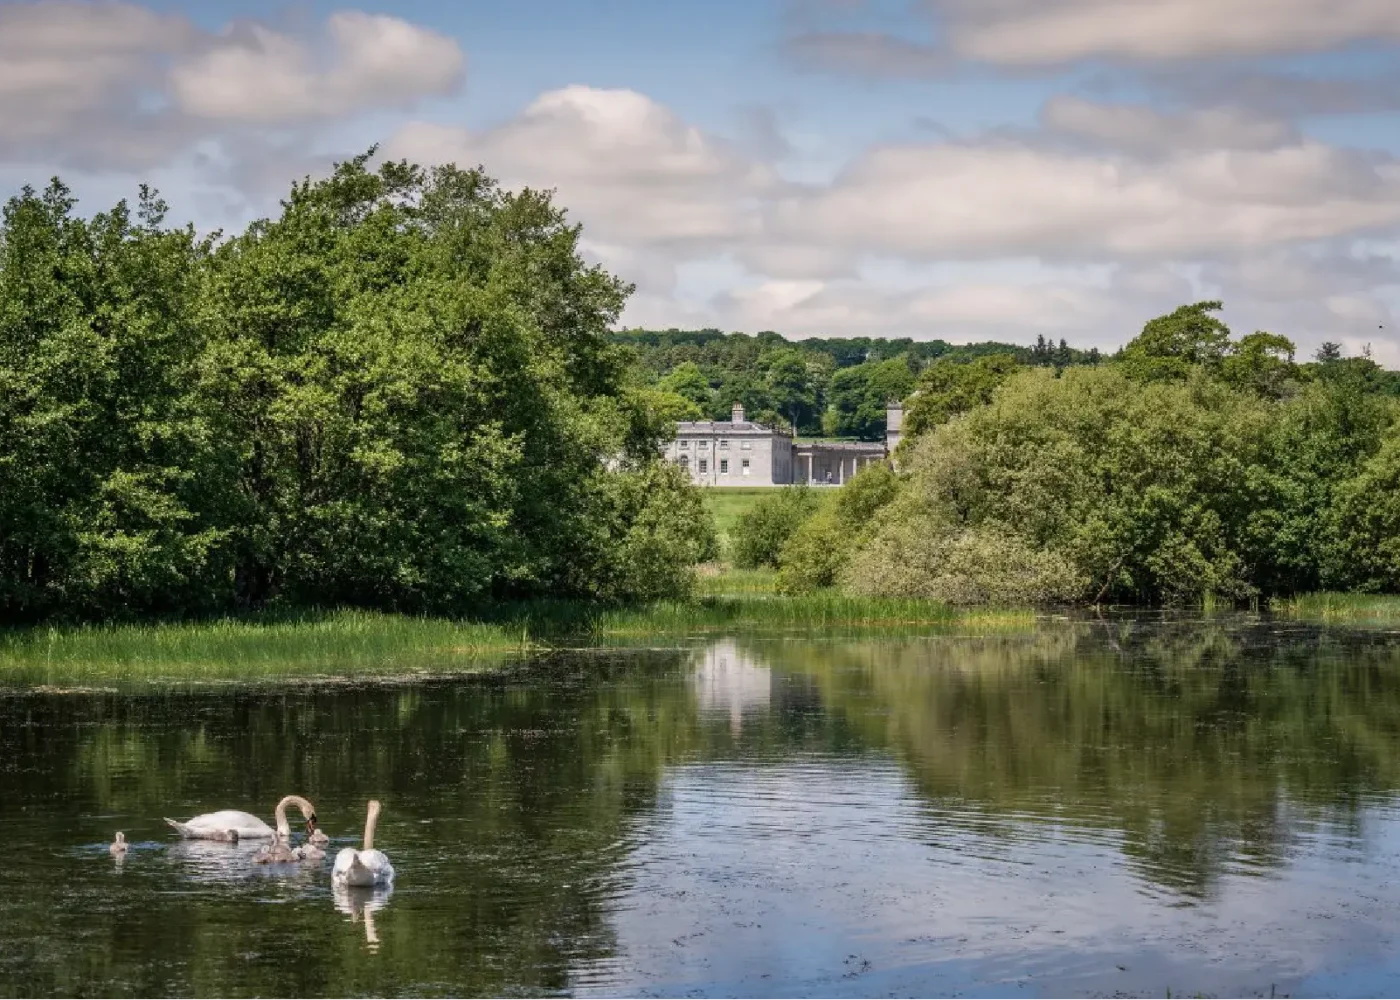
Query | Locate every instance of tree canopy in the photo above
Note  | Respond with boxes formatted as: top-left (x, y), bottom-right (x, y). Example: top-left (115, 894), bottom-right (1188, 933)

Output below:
top-left (0, 154), bottom-right (714, 621)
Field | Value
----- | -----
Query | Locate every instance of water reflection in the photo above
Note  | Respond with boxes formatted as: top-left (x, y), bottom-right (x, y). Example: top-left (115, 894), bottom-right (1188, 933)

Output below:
top-left (690, 640), bottom-right (771, 736)
top-left (333, 885), bottom-right (393, 951)
top-left (6, 621), bottom-right (1400, 995)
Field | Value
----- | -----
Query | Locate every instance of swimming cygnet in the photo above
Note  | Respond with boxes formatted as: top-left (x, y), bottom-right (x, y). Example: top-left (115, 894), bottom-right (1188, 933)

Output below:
top-left (253, 836), bottom-right (299, 864)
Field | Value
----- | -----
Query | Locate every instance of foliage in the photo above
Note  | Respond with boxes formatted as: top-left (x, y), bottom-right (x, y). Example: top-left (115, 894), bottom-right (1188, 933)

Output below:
top-left (903, 353), bottom-right (1022, 438)
top-left (0, 156), bottom-right (714, 621)
top-left (776, 463), bottom-right (900, 594)
top-left (848, 366), bottom-right (1282, 605)
top-left (1117, 300), bottom-right (1234, 382)
top-left (613, 327), bottom-right (1099, 438)
top-left (730, 487), bottom-right (820, 569)
top-left (823, 358), bottom-right (917, 439)
top-left (568, 461), bottom-right (719, 602)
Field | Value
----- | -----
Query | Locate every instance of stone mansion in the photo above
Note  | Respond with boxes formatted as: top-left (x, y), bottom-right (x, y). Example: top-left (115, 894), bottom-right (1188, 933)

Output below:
top-left (663, 402), bottom-right (904, 487)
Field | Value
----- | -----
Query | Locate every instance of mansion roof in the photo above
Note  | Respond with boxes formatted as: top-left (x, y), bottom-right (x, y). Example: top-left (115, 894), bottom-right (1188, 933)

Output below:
top-left (674, 420), bottom-right (784, 435)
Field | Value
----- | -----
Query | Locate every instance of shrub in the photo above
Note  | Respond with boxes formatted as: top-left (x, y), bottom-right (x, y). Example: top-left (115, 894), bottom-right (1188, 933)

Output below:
top-left (776, 463), bottom-right (901, 594)
top-left (731, 487), bottom-right (819, 569)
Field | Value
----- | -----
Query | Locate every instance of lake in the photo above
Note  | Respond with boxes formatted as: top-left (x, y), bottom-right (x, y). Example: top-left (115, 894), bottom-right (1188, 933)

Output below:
top-left (5, 615), bottom-right (1400, 997)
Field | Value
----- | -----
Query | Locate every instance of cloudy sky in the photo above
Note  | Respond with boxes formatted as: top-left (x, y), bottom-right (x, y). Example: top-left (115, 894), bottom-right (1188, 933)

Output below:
top-left (4, 0), bottom-right (1400, 356)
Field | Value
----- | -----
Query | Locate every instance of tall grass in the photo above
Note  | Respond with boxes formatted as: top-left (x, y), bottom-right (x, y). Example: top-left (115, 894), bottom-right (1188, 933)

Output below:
top-left (0, 610), bottom-right (529, 689)
top-left (695, 565), bottom-right (779, 596)
top-left (593, 594), bottom-right (1034, 638)
top-left (0, 591), bottom-right (1036, 689)
top-left (1272, 593), bottom-right (1400, 623)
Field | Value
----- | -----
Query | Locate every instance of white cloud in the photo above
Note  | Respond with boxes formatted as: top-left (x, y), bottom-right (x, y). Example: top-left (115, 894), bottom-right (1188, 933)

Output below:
top-left (170, 12), bottom-right (463, 123)
top-left (375, 81), bottom-right (1400, 352)
top-left (1040, 97), bottom-right (1298, 154)
top-left (768, 139), bottom-right (1400, 261)
top-left (0, 2), bottom-right (463, 170)
top-left (384, 86), bottom-right (775, 251)
top-left (933, 0), bottom-right (1400, 64)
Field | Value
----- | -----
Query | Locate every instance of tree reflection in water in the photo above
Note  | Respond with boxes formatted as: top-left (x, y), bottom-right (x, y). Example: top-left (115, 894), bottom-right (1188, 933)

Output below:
top-left (4, 619), bottom-right (1400, 995)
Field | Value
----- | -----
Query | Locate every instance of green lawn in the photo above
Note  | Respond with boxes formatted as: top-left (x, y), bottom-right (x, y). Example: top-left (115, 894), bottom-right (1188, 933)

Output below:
top-left (702, 487), bottom-right (773, 554)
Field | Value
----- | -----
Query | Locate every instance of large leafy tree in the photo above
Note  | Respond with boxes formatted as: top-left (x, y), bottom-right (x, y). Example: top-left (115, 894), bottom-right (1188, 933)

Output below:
top-left (824, 358), bottom-right (916, 440)
top-left (0, 153), bottom-right (715, 620)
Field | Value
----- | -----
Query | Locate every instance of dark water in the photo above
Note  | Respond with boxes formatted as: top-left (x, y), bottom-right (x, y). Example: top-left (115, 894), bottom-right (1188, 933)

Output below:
top-left (7, 617), bottom-right (1400, 997)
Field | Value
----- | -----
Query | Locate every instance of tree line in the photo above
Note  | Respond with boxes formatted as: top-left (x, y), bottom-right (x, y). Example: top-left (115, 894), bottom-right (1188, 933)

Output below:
top-left (736, 302), bottom-right (1400, 605)
top-left (613, 328), bottom-right (1102, 440)
top-left (0, 153), bottom-right (716, 622)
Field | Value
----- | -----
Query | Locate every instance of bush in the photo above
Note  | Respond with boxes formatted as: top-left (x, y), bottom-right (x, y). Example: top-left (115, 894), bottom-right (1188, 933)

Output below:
top-left (847, 366), bottom-right (1279, 605)
top-left (776, 463), bottom-right (901, 594)
top-left (845, 523), bottom-right (1086, 605)
top-left (731, 487), bottom-right (819, 569)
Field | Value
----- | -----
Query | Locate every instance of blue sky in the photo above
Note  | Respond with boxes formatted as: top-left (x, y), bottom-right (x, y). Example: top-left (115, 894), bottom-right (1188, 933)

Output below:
top-left (3, 0), bottom-right (1400, 356)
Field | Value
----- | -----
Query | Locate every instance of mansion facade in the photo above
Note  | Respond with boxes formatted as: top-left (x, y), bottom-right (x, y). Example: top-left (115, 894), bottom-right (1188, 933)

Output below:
top-left (663, 402), bottom-right (903, 487)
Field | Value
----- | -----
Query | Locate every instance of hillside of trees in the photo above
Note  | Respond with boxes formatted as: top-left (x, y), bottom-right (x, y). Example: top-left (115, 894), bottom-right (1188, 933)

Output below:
top-left (612, 328), bottom-right (1101, 439)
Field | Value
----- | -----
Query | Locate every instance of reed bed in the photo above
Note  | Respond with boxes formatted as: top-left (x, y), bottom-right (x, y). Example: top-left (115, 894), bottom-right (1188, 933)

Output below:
top-left (1272, 593), bottom-right (1400, 623)
top-left (0, 592), bottom-right (1035, 688)
top-left (594, 594), bottom-right (1034, 637)
top-left (0, 610), bottom-right (529, 688)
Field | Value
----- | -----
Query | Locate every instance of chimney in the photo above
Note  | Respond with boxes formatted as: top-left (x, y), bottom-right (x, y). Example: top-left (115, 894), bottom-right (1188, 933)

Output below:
top-left (732, 402), bottom-right (745, 424)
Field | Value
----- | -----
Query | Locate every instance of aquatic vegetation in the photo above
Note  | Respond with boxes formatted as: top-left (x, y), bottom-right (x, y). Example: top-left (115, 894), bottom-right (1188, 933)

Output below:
top-left (0, 596), bottom-right (1034, 688)
top-left (1272, 592), bottom-right (1400, 623)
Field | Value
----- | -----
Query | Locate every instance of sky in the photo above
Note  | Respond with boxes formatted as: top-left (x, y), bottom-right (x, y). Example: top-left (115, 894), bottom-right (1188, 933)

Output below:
top-left (3, 0), bottom-right (1400, 357)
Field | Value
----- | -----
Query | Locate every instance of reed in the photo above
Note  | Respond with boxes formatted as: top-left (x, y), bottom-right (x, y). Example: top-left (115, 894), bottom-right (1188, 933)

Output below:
top-left (0, 594), bottom-right (1035, 688)
top-left (0, 610), bottom-right (529, 688)
top-left (1272, 593), bottom-right (1400, 623)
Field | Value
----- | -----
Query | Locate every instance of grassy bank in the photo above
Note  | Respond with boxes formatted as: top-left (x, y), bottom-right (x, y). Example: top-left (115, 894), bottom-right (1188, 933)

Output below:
top-left (0, 584), bottom-right (1033, 688)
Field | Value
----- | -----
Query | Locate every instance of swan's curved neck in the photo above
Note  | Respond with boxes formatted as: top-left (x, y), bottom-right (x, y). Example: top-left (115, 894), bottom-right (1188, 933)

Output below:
top-left (274, 795), bottom-right (315, 839)
top-left (363, 800), bottom-right (381, 851)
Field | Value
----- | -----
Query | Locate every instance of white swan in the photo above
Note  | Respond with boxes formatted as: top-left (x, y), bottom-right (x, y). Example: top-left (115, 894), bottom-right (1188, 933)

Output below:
top-left (109, 832), bottom-right (127, 857)
top-left (332, 799), bottom-right (394, 887)
top-left (165, 794), bottom-right (319, 841)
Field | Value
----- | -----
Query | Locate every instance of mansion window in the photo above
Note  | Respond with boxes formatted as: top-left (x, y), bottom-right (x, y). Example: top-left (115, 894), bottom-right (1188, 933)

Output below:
top-left (699, 459), bottom-right (709, 474)
top-left (719, 440), bottom-right (730, 450)
top-left (741, 458), bottom-right (750, 476)
top-left (677, 455), bottom-right (690, 469)
top-left (679, 440), bottom-right (689, 450)
top-left (720, 459), bottom-right (729, 474)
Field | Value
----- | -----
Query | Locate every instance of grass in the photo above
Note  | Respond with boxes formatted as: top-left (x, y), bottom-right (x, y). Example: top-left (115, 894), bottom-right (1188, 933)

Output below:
top-left (695, 565), bottom-right (780, 596)
top-left (702, 487), bottom-right (774, 556)
top-left (1272, 592), bottom-right (1400, 623)
top-left (0, 579), bottom-right (1034, 688)
top-left (593, 594), bottom-right (1033, 639)
top-left (0, 609), bottom-right (531, 689)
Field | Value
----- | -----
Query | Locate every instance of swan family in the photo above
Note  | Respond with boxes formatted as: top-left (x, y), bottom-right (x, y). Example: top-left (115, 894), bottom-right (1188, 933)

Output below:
top-left (119, 795), bottom-right (392, 885)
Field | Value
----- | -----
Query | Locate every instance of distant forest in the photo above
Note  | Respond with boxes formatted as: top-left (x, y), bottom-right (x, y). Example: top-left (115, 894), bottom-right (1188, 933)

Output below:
top-left (615, 327), bottom-right (1102, 439)
top-left (614, 326), bottom-right (1400, 441)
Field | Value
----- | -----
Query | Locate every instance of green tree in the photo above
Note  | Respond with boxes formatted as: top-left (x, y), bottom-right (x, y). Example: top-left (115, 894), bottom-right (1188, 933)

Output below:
top-left (903, 353), bottom-right (1021, 439)
top-left (848, 367), bottom-right (1281, 605)
top-left (825, 358), bottom-right (916, 440)
top-left (776, 463), bottom-right (900, 593)
top-left (731, 487), bottom-right (820, 569)
top-left (658, 361), bottom-right (713, 410)
top-left (1221, 331), bottom-right (1302, 400)
top-left (1119, 301), bottom-right (1233, 382)
top-left (759, 347), bottom-right (823, 433)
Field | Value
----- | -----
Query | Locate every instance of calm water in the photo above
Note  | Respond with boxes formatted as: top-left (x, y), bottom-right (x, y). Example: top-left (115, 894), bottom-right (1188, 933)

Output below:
top-left (7, 616), bottom-right (1400, 997)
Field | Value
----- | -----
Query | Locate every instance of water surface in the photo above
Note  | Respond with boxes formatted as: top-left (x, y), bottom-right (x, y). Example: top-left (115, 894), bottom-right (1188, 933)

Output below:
top-left (5, 616), bottom-right (1400, 997)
